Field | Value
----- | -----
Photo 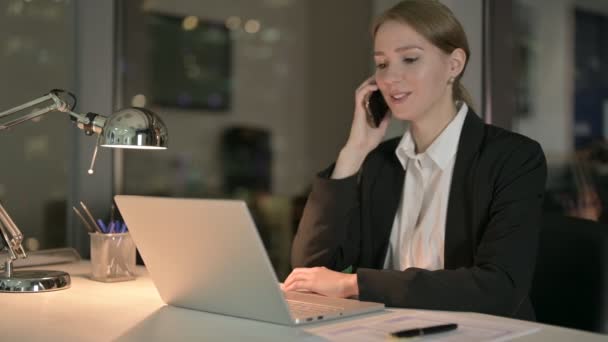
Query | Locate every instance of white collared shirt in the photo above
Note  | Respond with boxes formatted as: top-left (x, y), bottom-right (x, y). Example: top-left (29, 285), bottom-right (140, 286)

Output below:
top-left (383, 103), bottom-right (468, 271)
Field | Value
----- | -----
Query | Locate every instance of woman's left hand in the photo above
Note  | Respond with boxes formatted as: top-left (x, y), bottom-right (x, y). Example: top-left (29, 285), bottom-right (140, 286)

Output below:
top-left (281, 267), bottom-right (358, 298)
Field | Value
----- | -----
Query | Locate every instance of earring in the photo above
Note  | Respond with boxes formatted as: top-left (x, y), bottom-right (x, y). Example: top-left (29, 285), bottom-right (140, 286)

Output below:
top-left (448, 77), bottom-right (455, 85)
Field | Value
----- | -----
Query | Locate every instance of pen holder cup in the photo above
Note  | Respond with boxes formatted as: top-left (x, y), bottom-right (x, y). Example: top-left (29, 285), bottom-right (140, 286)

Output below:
top-left (89, 232), bottom-right (136, 282)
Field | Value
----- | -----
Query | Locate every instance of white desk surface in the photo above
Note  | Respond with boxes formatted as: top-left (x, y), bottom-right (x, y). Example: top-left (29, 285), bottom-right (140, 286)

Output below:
top-left (0, 261), bottom-right (605, 341)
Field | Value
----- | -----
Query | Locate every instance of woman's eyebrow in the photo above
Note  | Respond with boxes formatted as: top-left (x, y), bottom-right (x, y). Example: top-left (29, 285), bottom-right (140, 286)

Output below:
top-left (374, 45), bottom-right (424, 56)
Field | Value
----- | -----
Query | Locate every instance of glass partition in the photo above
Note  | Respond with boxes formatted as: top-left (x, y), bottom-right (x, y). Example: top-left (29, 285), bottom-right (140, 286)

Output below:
top-left (0, 0), bottom-right (75, 251)
top-left (117, 0), bottom-right (375, 280)
top-left (488, 0), bottom-right (608, 223)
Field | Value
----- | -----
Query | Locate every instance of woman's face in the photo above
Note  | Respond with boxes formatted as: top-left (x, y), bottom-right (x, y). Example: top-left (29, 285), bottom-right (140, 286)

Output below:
top-left (373, 20), bottom-right (460, 122)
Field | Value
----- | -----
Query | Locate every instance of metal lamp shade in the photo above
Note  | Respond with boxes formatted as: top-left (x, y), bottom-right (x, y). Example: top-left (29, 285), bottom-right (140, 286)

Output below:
top-left (100, 107), bottom-right (168, 149)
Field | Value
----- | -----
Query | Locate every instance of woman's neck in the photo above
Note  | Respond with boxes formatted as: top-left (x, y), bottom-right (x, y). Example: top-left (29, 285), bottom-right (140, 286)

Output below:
top-left (410, 97), bottom-right (459, 154)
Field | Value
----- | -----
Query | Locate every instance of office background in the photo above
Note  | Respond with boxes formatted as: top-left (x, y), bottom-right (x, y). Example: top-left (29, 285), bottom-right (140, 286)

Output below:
top-left (0, 0), bottom-right (607, 332)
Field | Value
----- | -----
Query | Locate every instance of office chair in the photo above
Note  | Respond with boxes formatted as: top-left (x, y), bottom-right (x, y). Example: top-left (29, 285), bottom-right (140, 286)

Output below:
top-left (530, 213), bottom-right (608, 333)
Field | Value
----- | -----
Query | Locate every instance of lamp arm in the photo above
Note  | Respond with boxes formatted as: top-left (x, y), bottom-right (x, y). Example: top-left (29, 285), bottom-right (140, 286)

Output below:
top-left (0, 91), bottom-right (106, 274)
top-left (0, 91), bottom-right (102, 132)
top-left (0, 92), bottom-right (167, 275)
top-left (0, 201), bottom-right (26, 275)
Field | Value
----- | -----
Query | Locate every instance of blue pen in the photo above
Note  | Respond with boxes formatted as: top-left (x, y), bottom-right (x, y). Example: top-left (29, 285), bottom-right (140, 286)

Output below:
top-left (97, 219), bottom-right (107, 233)
top-left (121, 222), bottom-right (127, 233)
top-left (108, 221), bottom-right (115, 234)
top-left (114, 221), bottom-right (121, 233)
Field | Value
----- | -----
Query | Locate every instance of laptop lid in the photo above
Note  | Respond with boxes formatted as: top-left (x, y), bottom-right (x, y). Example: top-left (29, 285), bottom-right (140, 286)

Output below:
top-left (114, 195), bottom-right (294, 325)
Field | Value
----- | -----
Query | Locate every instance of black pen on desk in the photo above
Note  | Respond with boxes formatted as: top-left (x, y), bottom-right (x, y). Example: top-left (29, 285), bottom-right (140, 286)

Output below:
top-left (390, 323), bottom-right (458, 338)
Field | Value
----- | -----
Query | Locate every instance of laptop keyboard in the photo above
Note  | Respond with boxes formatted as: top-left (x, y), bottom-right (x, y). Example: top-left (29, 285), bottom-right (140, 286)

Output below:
top-left (286, 300), bottom-right (344, 317)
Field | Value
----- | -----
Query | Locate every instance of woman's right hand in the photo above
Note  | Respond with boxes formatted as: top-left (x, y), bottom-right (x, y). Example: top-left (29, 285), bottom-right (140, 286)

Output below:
top-left (331, 76), bottom-right (390, 179)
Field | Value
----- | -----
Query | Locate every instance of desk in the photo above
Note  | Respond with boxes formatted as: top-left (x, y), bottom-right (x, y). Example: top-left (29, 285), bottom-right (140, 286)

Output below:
top-left (0, 261), bottom-right (604, 341)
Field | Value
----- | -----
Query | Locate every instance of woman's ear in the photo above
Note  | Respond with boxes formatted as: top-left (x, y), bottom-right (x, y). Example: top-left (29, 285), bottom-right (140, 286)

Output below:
top-left (448, 48), bottom-right (467, 79)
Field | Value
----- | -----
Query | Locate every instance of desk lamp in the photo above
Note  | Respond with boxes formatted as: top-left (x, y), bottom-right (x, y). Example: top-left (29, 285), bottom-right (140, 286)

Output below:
top-left (0, 89), bottom-right (168, 292)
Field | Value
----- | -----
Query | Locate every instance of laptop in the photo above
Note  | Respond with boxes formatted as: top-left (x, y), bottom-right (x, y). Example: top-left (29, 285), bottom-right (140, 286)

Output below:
top-left (114, 195), bottom-right (384, 325)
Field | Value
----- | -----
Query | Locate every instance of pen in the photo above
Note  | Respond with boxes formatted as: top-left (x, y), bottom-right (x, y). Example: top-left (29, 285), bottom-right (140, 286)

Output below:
top-left (97, 219), bottom-right (108, 233)
top-left (390, 323), bottom-right (458, 338)
top-left (80, 201), bottom-right (104, 233)
top-left (72, 206), bottom-right (96, 233)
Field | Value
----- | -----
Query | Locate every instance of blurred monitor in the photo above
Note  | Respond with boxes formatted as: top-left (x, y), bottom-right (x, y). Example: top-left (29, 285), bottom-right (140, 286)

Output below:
top-left (146, 12), bottom-right (232, 111)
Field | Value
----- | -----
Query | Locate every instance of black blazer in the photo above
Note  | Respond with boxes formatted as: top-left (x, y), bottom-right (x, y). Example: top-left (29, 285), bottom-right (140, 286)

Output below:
top-left (291, 110), bottom-right (547, 320)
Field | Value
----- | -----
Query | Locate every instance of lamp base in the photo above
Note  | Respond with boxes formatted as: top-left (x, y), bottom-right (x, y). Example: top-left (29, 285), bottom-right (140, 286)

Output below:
top-left (0, 270), bottom-right (70, 292)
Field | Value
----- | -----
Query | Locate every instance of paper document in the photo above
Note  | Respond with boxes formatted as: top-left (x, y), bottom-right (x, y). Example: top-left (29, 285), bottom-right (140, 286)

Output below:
top-left (304, 309), bottom-right (541, 341)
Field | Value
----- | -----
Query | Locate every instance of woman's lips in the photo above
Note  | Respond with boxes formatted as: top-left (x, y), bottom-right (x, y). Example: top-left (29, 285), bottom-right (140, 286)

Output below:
top-left (388, 91), bottom-right (411, 105)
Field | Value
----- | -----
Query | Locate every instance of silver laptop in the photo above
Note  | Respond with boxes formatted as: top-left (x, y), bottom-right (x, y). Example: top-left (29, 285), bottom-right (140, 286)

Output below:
top-left (114, 195), bottom-right (384, 325)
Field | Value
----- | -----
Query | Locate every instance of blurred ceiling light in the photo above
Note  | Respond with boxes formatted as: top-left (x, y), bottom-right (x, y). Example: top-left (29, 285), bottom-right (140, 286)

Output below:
top-left (244, 19), bottom-right (261, 34)
top-left (225, 16), bottom-right (241, 31)
top-left (182, 15), bottom-right (199, 31)
top-left (131, 94), bottom-right (147, 107)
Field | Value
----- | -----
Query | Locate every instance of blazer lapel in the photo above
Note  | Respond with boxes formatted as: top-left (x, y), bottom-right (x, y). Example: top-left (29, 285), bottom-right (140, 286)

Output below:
top-left (444, 110), bottom-right (485, 269)
top-left (369, 140), bottom-right (405, 268)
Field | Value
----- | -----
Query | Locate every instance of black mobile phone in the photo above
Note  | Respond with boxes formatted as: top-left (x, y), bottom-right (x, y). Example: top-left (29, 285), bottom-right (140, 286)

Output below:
top-left (365, 90), bottom-right (389, 128)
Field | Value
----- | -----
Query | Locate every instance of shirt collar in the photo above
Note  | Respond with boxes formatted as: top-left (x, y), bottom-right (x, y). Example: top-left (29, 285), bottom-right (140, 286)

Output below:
top-left (395, 102), bottom-right (468, 171)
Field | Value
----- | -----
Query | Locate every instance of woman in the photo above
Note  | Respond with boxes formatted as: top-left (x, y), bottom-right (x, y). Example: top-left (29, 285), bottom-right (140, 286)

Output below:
top-left (283, 0), bottom-right (547, 320)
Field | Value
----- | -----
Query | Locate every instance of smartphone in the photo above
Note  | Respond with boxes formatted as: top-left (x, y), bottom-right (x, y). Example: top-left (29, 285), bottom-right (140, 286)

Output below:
top-left (364, 90), bottom-right (389, 128)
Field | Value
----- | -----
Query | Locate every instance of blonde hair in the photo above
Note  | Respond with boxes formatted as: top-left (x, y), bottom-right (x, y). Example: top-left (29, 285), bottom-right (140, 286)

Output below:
top-left (372, 0), bottom-right (474, 111)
